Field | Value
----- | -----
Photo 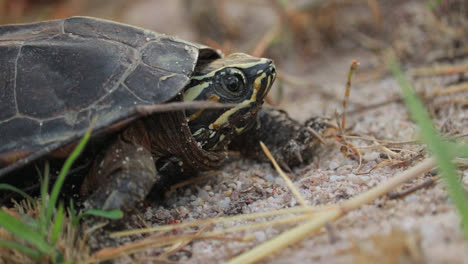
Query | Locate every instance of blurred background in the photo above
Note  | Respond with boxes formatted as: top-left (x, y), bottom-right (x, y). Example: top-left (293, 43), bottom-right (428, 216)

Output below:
top-left (0, 0), bottom-right (466, 117)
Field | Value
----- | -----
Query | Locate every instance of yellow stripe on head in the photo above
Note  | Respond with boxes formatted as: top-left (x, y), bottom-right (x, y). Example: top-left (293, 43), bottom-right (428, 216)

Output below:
top-left (252, 72), bottom-right (266, 101)
top-left (184, 81), bottom-right (209, 102)
top-left (209, 101), bottom-right (251, 130)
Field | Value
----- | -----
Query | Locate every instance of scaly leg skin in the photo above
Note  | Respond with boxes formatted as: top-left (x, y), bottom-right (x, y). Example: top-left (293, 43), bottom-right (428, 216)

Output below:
top-left (81, 122), bottom-right (158, 211)
top-left (230, 107), bottom-right (332, 171)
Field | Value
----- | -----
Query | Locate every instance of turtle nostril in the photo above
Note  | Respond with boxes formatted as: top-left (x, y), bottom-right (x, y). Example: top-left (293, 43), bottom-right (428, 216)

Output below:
top-left (270, 66), bottom-right (276, 75)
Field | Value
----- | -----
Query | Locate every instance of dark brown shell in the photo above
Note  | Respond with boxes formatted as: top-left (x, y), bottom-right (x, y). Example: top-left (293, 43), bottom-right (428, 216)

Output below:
top-left (0, 16), bottom-right (220, 176)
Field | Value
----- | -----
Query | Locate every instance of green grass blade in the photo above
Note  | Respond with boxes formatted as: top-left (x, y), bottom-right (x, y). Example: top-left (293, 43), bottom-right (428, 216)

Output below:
top-left (443, 142), bottom-right (468, 158)
top-left (0, 209), bottom-right (54, 254)
top-left (455, 145), bottom-right (468, 158)
top-left (68, 199), bottom-right (76, 225)
top-left (426, 0), bottom-right (443, 10)
top-left (388, 56), bottom-right (468, 239)
top-left (21, 216), bottom-right (39, 230)
top-left (46, 118), bottom-right (96, 230)
top-left (72, 209), bottom-right (123, 226)
top-left (51, 203), bottom-right (65, 245)
top-left (0, 240), bottom-right (41, 260)
top-left (0, 184), bottom-right (36, 206)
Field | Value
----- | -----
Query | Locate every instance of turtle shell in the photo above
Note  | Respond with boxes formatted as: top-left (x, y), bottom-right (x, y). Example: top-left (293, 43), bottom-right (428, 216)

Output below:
top-left (0, 16), bottom-right (221, 176)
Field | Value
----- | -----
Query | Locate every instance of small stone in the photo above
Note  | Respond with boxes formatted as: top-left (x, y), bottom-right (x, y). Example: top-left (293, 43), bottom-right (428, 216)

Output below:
top-left (348, 174), bottom-right (365, 184)
top-left (404, 194), bottom-right (419, 203)
top-left (344, 187), bottom-right (355, 196)
top-left (329, 161), bottom-right (339, 170)
top-left (362, 151), bottom-right (379, 161)
top-left (218, 197), bottom-right (231, 209)
top-left (254, 231), bottom-right (266, 242)
top-left (329, 175), bottom-right (344, 182)
top-left (197, 188), bottom-right (210, 200)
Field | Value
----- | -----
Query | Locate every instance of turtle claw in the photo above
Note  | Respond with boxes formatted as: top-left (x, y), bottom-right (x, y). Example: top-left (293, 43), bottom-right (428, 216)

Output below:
top-left (275, 139), bottom-right (305, 168)
top-left (278, 158), bottom-right (293, 173)
top-left (294, 148), bottom-right (303, 163)
top-left (275, 116), bottom-right (333, 168)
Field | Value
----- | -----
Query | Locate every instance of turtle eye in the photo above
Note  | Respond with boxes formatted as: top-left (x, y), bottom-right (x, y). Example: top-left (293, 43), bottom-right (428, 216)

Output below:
top-left (223, 74), bottom-right (243, 92)
top-left (214, 68), bottom-right (247, 99)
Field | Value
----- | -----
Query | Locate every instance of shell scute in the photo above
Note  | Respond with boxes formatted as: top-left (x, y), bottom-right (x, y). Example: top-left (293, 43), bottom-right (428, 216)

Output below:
top-left (0, 17), bottom-right (220, 176)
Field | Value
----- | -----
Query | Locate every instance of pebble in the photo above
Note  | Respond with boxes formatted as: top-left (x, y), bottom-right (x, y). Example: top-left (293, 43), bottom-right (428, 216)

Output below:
top-left (328, 161), bottom-right (339, 170)
top-left (348, 174), bottom-right (365, 185)
top-left (329, 175), bottom-right (344, 182)
top-left (218, 197), bottom-right (231, 209)
top-left (254, 231), bottom-right (266, 242)
top-left (344, 187), bottom-right (355, 196)
top-left (362, 151), bottom-right (379, 161)
top-left (197, 188), bottom-right (210, 200)
top-left (404, 194), bottom-right (419, 203)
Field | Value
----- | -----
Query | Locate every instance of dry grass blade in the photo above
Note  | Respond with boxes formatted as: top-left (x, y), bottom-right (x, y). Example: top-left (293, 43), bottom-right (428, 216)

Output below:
top-left (366, 0), bottom-right (382, 26)
top-left (356, 159), bottom-right (395, 175)
top-left (390, 151), bottom-right (424, 168)
top-left (411, 63), bottom-right (468, 77)
top-left (160, 223), bottom-right (210, 260)
top-left (203, 214), bottom-right (314, 237)
top-left (227, 158), bottom-right (435, 264)
top-left (387, 177), bottom-right (437, 199)
top-left (251, 22), bottom-right (281, 57)
top-left (135, 101), bottom-right (236, 116)
top-left (427, 82), bottom-right (468, 97)
top-left (92, 232), bottom-right (253, 262)
top-left (346, 80), bottom-right (468, 116)
top-left (110, 206), bottom-right (329, 238)
top-left (341, 60), bottom-right (359, 130)
top-left (341, 135), bottom-right (419, 146)
top-left (259, 141), bottom-right (308, 208)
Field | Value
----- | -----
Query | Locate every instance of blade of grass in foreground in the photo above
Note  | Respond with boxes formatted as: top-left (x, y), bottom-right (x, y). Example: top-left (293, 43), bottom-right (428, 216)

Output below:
top-left (51, 203), bottom-right (65, 245)
top-left (45, 118), bottom-right (96, 229)
top-left (388, 56), bottom-right (468, 239)
top-left (73, 209), bottom-right (123, 226)
top-left (0, 210), bottom-right (54, 254)
top-left (0, 240), bottom-right (41, 260)
top-left (0, 184), bottom-right (36, 206)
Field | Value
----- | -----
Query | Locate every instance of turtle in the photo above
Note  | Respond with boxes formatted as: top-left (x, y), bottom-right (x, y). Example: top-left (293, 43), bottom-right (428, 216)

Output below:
top-left (0, 17), bottom-right (330, 211)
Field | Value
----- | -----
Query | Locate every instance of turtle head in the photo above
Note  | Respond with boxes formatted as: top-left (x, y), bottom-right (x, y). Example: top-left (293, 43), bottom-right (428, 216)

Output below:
top-left (184, 53), bottom-right (275, 151)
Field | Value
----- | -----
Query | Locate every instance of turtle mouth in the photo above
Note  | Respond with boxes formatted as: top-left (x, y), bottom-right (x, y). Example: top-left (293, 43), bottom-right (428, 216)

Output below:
top-left (255, 61), bottom-right (276, 104)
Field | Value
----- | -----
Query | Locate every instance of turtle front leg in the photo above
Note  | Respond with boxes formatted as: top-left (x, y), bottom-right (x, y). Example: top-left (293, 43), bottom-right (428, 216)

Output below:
top-left (230, 107), bottom-right (333, 171)
top-left (81, 122), bottom-right (157, 211)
